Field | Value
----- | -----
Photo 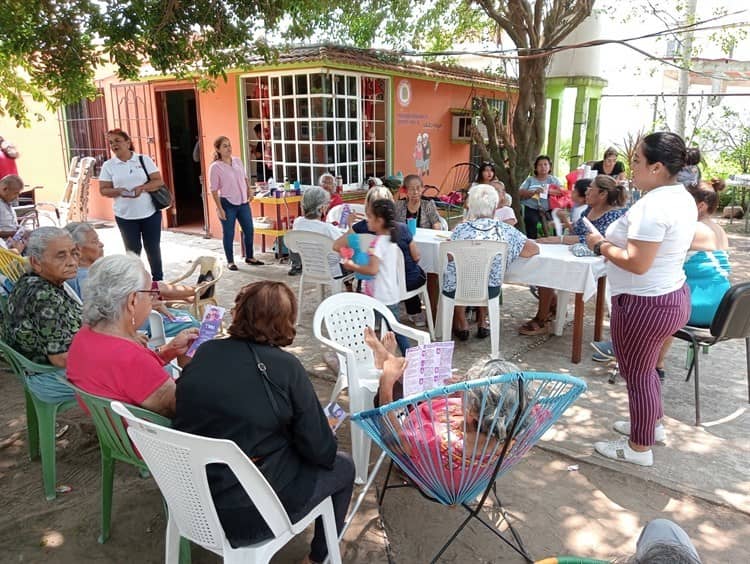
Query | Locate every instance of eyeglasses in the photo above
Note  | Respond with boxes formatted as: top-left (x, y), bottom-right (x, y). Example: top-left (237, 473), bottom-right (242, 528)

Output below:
top-left (136, 289), bottom-right (161, 299)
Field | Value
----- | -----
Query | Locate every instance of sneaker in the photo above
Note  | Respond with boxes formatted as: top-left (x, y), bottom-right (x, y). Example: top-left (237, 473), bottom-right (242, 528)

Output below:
top-left (408, 313), bottom-right (426, 327)
top-left (591, 340), bottom-right (615, 362)
top-left (613, 420), bottom-right (666, 442)
top-left (592, 351), bottom-right (614, 363)
top-left (594, 436), bottom-right (653, 467)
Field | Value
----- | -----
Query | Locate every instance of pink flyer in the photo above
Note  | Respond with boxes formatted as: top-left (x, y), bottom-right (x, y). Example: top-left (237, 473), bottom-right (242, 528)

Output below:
top-left (402, 342), bottom-right (454, 398)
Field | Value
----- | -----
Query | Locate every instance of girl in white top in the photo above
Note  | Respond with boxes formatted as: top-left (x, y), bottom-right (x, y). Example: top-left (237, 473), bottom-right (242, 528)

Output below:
top-left (342, 199), bottom-right (410, 352)
top-left (586, 132), bottom-right (697, 468)
top-left (99, 128), bottom-right (165, 281)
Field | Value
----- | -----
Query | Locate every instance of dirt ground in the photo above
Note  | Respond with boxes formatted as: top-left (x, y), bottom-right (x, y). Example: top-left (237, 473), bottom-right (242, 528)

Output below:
top-left (1, 219), bottom-right (748, 563)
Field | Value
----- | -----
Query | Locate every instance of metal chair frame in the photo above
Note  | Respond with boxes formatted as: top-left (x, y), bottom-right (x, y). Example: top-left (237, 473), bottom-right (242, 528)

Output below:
top-left (673, 281), bottom-right (750, 425)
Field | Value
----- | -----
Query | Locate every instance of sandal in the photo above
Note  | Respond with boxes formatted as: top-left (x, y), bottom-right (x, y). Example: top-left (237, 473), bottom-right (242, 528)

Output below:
top-left (518, 318), bottom-right (549, 336)
top-left (227, 263), bottom-right (238, 271)
top-left (452, 328), bottom-right (470, 341)
top-left (245, 258), bottom-right (264, 265)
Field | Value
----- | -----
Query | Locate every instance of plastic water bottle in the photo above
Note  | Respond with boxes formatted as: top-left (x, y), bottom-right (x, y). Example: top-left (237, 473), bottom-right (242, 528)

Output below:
top-left (283, 176), bottom-right (290, 192)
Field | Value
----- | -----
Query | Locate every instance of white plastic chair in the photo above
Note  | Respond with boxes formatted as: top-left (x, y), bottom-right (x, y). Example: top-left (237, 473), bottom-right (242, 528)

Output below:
top-left (284, 231), bottom-right (354, 325)
top-left (325, 203), bottom-right (365, 226)
top-left (437, 215), bottom-right (449, 231)
top-left (147, 312), bottom-right (181, 377)
top-left (148, 311), bottom-right (167, 349)
top-left (392, 244), bottom-right (435, 339)
top-left (166, 256), bottom-right (223, 319)
top-left (437, 240), bottom-right (508, 358)
top-left (551, 208), bottom-right (566, 236)
top-left (313, 293), bottom-right (430, 484)
top-left (111, 401), bottom-right (342, 564)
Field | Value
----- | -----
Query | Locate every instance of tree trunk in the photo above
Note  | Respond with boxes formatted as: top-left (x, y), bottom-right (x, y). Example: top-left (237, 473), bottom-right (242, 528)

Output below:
top-left (475, 55), bottom-right (551, 229)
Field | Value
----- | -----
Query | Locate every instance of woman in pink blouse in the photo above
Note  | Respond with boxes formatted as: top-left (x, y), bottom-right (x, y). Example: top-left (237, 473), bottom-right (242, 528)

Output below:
top-left (209, 136), bottom-right (264, 271)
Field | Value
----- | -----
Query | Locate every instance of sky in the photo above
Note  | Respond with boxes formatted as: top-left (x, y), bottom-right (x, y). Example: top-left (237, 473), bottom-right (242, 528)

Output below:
top-left (447, 0), bottom-right (750, 165)
top-left (564, 0), bottom-right (750, 153)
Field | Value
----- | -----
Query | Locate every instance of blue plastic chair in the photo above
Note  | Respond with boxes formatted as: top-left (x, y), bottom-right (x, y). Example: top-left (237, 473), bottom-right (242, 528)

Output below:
top-left (352, 371), bottom-right (587, 563)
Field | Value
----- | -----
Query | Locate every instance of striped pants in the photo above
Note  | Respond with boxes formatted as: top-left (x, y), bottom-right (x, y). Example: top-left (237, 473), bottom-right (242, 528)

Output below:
top-left (611, 285), bottom-right (690, 446)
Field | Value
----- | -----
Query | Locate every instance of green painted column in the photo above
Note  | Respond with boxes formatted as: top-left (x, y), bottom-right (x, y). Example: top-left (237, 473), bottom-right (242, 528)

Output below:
top-left (545, 79), bottom-right (567, 174)
top-left (569, 85), bottom-right (590, 171)
top-left (584, 88), bottom-right (604, 162)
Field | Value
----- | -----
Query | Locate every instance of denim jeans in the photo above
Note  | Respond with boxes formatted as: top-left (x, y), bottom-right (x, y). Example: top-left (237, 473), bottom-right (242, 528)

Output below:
top-left (25, 369), bottom-right (75, 403)
top-left (219, 198), bottom-right (255, 263)
top-left (115, 211), bottom-right (164, 280)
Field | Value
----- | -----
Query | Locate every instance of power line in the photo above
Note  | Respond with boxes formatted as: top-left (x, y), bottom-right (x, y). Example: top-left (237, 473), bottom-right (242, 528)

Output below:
top-left (602, 92), bottom-right (750, 97)
top-left (397, 11), bottom-right (750, 82)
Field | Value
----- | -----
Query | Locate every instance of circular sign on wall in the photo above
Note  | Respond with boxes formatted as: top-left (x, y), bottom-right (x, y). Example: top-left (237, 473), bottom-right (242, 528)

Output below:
top-left (397, 80), bottom-right (411, 107)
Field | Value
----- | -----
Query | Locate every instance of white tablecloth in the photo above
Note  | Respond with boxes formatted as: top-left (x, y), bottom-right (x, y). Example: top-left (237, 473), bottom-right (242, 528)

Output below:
top-left (414, 232), bottom-right (605, 301)
top-left (505, 244), bottom-right (606, 301)
top-left (413, 227), bottom-right (451, 274)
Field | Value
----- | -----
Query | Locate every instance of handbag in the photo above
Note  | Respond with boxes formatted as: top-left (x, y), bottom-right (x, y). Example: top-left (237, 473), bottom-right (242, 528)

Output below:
top-left (138, 155), bottom-right (173, 210)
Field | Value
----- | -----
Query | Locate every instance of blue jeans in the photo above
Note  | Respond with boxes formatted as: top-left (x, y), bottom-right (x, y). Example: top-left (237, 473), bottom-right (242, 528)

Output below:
top-left (115, 211), bottom-right (164, 280)
top-left (219, 198), bottom-right (254, 263)
top-left (25, 369), bottom-right (75, 403)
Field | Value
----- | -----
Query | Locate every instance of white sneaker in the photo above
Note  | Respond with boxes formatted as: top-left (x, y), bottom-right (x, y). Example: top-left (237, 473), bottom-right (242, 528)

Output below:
top-left (408, 313), bottom-right (426, 327)
top-left (613, 420), bottom-right (666, 442)
top-left (594, 436), bottom-right (653, 467)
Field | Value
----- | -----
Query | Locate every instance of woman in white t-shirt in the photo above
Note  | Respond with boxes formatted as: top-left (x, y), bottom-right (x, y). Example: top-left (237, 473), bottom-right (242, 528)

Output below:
top-left (99, 129), bottom-right (166, 281)
top-left (586, 132), bottom-right (697, 467)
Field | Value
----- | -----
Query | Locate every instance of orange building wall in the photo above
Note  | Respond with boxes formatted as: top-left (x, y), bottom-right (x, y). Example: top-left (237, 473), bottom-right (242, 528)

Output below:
top-left (193, 76), bottom-right (242, 240)
top-left (391, 79), bottom-right (509, 188)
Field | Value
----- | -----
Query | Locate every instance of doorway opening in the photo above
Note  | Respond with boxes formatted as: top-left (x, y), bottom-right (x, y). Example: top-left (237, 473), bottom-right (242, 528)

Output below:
top-left (156, 89), bottom-right (206, 230)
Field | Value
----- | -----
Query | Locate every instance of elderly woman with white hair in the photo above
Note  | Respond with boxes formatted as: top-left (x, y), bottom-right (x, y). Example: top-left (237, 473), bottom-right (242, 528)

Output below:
top-left (64, 221), bottom-right (199, 337)
top-left (3, 226), bottom-right (80, 402)
top-left (66, 253), bottom-right (198, 417)
top-left (444, 184), bottom-right (539, 341)
top-left (287, 186), bottom-right (345, 277)
top-left (319, 172), bottom-right (343, 209)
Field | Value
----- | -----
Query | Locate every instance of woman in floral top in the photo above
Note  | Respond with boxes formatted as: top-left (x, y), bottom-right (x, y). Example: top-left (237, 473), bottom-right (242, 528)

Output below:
top-left (443, 184), bottom-right (538, 340)
top-left (519, 175), bottom-right (626, 336)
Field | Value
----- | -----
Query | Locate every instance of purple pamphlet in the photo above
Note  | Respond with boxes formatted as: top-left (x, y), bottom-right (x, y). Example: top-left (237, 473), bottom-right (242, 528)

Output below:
top-left (185, 305), bottom-right (225, 358)
top-left (402, 342), bottom-right (455, 398)
top-left (323, 402), bottom-right (348, 434)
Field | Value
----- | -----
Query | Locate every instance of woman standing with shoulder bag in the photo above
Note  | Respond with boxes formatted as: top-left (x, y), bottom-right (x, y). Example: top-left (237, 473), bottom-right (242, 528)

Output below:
top-left (99, 128), bottom-right (165, 281)
top-left (586, 132), bottom-right (697, 467)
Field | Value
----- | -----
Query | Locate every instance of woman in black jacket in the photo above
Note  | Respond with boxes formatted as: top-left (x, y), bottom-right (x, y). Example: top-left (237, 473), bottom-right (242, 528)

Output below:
top-left (174, 281), bottom-right (354, 564)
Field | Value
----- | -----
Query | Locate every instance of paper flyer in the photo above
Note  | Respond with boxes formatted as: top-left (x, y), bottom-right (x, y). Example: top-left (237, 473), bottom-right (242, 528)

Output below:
top-left (185, 305), bottom-right (225, 358)
top-left (323, 402), bottom-right (348, 433)
top-left (161, 312), bottom-right (194, 323)
top-left (402, 342), bottom-right (455, 398)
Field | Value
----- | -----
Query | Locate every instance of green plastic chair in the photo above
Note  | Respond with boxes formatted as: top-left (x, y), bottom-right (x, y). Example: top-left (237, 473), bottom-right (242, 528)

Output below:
top-left (64, 383), bottom-right (191, 562)
top-left (65, 383), bottom-right (171, 542)
top-left (0, 337), bottom-right (78, 500)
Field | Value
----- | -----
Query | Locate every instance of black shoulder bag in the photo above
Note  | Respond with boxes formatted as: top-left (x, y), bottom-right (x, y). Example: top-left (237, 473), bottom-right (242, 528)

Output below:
top-left (138, 155), bottom-right (173, 210)
top-left (246, 342), bottom-right (290, 433)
